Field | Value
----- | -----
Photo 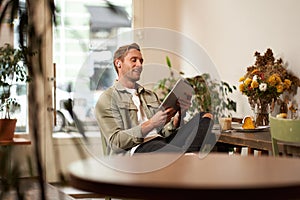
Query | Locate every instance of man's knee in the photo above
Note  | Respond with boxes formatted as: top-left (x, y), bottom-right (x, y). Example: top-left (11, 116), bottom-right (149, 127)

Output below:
top-left (202, 113), bottom-right (213, 119)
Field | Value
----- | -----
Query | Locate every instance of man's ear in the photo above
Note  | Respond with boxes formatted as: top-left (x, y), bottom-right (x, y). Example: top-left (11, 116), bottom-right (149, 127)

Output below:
top-left (115, 60), bottom-right (121, 67)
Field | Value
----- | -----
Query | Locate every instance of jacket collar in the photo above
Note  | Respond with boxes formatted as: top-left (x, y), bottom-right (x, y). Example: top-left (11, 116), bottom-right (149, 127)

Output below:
top-left (114, 80), bottom-right (145, 94)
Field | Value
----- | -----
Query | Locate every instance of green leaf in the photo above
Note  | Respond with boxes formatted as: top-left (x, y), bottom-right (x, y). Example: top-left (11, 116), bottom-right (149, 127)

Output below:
top-left (166, 56), bottom-right (172, 68)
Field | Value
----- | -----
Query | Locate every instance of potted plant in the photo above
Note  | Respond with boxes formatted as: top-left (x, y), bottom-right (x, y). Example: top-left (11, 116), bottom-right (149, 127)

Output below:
top-left (0, 43), bottom-right (31, 140)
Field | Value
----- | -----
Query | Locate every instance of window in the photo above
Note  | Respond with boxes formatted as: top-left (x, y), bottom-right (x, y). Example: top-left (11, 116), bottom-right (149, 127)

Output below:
top-left (13, 0), bottom-right (28, 133)
top-left (53, 0), bottom-right (132, 135)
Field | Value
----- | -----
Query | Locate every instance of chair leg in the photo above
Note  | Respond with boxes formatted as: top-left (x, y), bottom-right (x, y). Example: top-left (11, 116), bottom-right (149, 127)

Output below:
top-left (272, 138), bottom-right (279, 156)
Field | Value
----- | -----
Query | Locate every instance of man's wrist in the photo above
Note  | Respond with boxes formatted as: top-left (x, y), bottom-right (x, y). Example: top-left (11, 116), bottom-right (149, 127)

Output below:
top-left (141, 120), bottom-right (154, 136)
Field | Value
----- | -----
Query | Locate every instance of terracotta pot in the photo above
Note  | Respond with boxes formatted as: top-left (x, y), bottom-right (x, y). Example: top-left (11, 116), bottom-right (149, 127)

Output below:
top-left (0, 119), bottom-right (17, 141)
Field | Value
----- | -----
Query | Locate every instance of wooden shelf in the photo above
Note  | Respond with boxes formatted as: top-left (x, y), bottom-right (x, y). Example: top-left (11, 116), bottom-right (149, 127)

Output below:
top-left (0, 137), bottom-right (31, 146)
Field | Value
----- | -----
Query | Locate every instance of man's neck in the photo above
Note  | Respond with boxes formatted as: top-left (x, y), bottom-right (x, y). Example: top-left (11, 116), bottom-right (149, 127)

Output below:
top-left (118, 78), bottom-right (136, 89)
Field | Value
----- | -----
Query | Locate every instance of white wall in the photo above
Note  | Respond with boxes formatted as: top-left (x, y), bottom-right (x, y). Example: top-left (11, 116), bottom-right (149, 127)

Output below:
top-left (135, 0), bottom-right (300, 118)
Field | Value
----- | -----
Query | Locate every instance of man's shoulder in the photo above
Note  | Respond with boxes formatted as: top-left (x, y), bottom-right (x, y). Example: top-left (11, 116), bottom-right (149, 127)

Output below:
top-left (98, 84), bottom-right (127, 100)
top-left (140, 87), bottom-right (160, 103)
top-left (143, 88), bottom-right (157, 96)
top-left (98, 86), bottom-right (116, 99)
top-left (96, 86), bottom-right (117, 109)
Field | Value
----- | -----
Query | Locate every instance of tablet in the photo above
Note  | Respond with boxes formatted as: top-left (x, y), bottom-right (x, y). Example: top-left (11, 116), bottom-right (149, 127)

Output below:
top-left (158, 78), bottom-right (194, 111)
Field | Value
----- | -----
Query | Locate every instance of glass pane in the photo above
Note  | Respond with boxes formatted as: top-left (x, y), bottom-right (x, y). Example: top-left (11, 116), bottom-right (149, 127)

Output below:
top-left (53, 0), bottom-right (132, 135)
top-left (13, 0), bottom-right (28, 133)
top-left (11, 83), bottom-right (28, 132)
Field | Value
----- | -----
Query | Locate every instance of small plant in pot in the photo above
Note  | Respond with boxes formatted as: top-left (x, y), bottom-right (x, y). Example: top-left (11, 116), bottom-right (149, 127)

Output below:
top-left (0, 43), bottom-right (31, 141)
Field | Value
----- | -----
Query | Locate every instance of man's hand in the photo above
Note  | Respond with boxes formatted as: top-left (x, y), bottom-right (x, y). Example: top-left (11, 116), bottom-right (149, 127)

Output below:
top-left (173, 97), bottom-right (192, 127)
top-left (150, 107), bottom-right (176, 127)
top-left (142, 107), bottom-right (176, 135)
top-left (177, 97), bottom-right (191, 113)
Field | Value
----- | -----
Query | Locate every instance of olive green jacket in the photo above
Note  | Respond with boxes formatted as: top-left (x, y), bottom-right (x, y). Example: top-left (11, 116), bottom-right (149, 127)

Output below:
top-left (95, 81), bottom-right (177, 156)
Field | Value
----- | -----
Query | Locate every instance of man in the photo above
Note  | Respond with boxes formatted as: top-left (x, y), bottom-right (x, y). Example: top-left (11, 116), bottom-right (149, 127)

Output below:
top-left (95, 43), bottom-right (213, 156)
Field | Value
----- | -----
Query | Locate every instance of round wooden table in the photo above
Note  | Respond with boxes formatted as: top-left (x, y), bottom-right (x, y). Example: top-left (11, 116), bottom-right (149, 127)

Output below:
top-left (68, 153), bottom-right (300, 199)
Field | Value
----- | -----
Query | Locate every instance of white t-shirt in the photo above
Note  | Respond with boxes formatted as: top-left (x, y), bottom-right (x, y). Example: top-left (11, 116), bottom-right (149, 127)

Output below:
top-left (126, 88), bottom-right (160, 155)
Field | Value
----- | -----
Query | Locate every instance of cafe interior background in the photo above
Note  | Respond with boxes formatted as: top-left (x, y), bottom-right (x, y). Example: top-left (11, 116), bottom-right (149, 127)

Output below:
top-left (1, 0), bottom-right (300, 182)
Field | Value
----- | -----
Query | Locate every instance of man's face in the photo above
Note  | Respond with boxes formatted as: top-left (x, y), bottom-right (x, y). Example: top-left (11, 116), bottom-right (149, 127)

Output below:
top-left (118, 49), bottom-right (144, 82)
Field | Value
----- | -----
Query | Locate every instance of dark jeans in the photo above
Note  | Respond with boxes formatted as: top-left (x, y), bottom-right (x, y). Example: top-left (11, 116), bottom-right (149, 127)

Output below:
top-left (134, 113), bottom-right (214, 154)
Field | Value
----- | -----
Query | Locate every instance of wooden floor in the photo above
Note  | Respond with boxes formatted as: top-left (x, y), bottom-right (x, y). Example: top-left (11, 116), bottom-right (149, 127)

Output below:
top-left (0, 178), bottom-right (74, 200)
top-left (0, 177), bottom-right (125, 200)
top-left (53, 183), bottom-right (106, 199)
top-left (51, 183), bottom-right (124, 200)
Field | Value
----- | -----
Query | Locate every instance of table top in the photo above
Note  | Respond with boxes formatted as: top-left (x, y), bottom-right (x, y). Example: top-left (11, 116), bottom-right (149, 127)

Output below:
top-left (217, 126), bottom-right (300, 154)
top-left (217, 129), bottom-right (273, 151)
top-left (68, 153), bottom-right (300, 199)
top-left (0, 137), bottom-right (31, 146)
